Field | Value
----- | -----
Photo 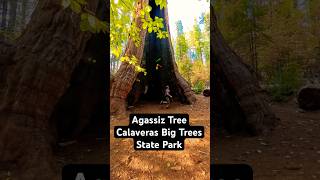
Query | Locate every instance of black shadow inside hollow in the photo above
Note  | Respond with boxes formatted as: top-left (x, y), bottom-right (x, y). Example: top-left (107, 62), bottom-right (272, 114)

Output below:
top-left (140, 0), bottom-right (176, 102)
top-left (49, 0), bottom-right (109, 164)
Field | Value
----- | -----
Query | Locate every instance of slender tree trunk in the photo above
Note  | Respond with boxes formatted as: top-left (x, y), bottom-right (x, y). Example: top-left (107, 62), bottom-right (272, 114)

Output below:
top-left (1, 0), bottom-right (8, 29)
top-left (248, 0), bottom-right (258, 74)
top-left (8, 0), bottom-right (18, 32)
top-left (21, 0), bottom-right (28, 29)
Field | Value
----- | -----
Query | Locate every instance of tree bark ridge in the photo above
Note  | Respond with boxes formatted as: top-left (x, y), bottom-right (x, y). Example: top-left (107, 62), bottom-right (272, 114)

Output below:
top-left (211, 6), bottom-right (277, 135)
top-left (0, 0), bottom-right (100, 178)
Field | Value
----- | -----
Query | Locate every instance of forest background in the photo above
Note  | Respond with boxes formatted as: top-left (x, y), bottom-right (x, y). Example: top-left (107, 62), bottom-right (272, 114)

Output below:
top-left (215, 0), bottom-right (320, 101)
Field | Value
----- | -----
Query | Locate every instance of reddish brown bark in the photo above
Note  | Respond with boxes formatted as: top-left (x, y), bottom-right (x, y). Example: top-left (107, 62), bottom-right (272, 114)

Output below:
top-left (0, 0), bottom-right (100, 179)
top-left (211, 6), bottom-right (278, 135)
top-left (110, 0), bottom-right (149, 115)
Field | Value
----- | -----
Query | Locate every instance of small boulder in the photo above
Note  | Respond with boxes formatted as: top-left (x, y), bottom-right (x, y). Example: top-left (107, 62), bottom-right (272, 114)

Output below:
top-left (203, 89), bottom-right (210, 97)
top-left (297, 84), bottom-right (320, 110)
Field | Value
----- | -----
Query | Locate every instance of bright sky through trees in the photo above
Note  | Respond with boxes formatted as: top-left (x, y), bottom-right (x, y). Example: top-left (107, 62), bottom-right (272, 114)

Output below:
top-left (167, 0), bottom-right (209, 38)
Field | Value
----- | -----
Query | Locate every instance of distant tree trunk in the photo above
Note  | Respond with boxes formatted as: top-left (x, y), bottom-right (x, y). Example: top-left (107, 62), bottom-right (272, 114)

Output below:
top-left (268, 0), bottom-right (274, 27)
top-left (211, 5), bottom-right (277, 135)
top-left (110, 54), bottom-right (117, 75)
top-left (248, 0), bottom-right (258, 75)
top-left (1, 0), bottom-right (8, 29)
top-left (8, 0), bottom-right (18, 32)
top-left (295, 0), bottom-right (307, 12)
top-left (21, 0), bottom-right (28, 29)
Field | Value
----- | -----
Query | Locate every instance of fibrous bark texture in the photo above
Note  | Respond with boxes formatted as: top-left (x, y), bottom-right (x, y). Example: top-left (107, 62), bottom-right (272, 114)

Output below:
top-left (0, 0), bottom-right (101, 179)
top-left (211, 6), bottom-right (278, 135)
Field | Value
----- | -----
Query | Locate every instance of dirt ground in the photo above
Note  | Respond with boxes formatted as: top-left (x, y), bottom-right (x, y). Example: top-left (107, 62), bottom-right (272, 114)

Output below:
top-left (52, 95), bottom-right (319, 180)
top-left (3, 95), bottom-right (319, 179)
top-left (110, 95), bottom-right (210, 179)
top-left (214, 98), bottom-right (320, 180)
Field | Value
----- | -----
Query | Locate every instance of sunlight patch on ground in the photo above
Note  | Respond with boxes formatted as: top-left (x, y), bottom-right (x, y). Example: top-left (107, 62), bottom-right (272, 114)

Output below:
top-left (110, 95), bottom-right (210, 179)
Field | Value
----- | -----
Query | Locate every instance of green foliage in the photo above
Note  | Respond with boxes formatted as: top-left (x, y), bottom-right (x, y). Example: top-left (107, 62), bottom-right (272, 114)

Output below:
top-left (215, 0), bottom-right (320, 101)
top-left (155, 0), bottom-right (167, 9)
top-left (268, 62), bottom-right (303, 101)
top-left (215, 0), bottom-right (268, 71)
top-left (80, 13), bottom-right (107, 33)
top-left (110, 0), bottom-right (168, 73)
top-left (62, 0), bottom-right (86, 13)
top-left (62, 0), bottom-right (169, 74)
top-left (175, 20), bottom-right (192, 84)
top-left (192, 80), bottom-right (206, 94)
top-left (175, 20), bottom-right (189, 61)
top-left (141, 12), bottom-right (169, 38)
top-left (175, 15), bottom-right (210, 88)
top-left (0, 30), bottom-right (21, 40)
top-left (187, 13), bottom-right (210, 65)
top-left (177, 57), bottom-right (193, 84)
top-left (202, 12), bottom-right (210, 65)
top-left (191, 60), bottom-right (209, 85)
top-left (190, 18), bottom-right (204, 62)
top-left (120, 55), bottom-right (147, 75)
top-left (62, 0), bottom-right (107, 33)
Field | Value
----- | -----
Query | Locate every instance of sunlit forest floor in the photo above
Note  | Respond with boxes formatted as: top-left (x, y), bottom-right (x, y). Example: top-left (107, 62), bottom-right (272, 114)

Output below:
top-left (110, 95), bottom-right (210, 179)
top-left (214, 98), bottom-right (320, 180)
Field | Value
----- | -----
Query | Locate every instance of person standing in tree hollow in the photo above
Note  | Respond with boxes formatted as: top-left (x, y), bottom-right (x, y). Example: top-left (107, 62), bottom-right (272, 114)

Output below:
top-left (160, 85), bottom-right (173, 108)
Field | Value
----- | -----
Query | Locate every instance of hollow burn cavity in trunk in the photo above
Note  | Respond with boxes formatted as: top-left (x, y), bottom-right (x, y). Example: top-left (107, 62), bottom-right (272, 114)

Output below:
top-left (128, 1), bottom-right (177, 104)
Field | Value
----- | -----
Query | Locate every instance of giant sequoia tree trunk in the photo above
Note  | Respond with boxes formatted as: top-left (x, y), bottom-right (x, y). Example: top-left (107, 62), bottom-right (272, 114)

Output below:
top-left (211, 6), bottom-right (278, 135)
top-left (0, 0), bottom-right (103, 179)
top-left (110, 0), bottom-right (196, 114)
